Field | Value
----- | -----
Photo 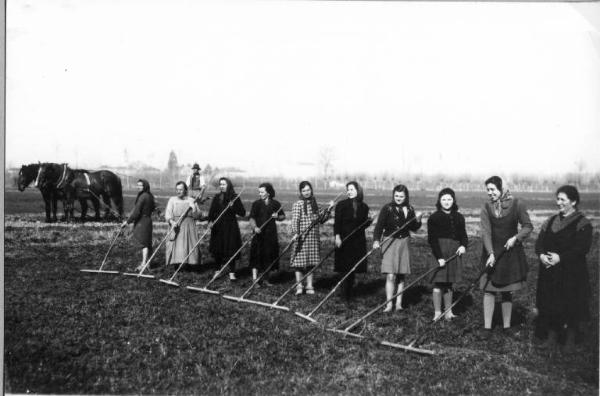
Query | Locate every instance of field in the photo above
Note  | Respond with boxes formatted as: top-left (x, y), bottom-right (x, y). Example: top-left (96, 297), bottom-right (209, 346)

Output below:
top-left (4, 187), bottom-right (599, 395)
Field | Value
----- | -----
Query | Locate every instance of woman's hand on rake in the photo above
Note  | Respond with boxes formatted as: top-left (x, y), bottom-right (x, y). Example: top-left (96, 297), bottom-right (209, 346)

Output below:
top-left (456, 245), bottom-right (466, 256)
top-left (334, 235), bottom-right (342, 248)
top-left (438, 259), bottom-right (446, 267)
top-left (504, 236), bottom-right (517, 250)
top-left (485, 253), bottom-right (495, 267)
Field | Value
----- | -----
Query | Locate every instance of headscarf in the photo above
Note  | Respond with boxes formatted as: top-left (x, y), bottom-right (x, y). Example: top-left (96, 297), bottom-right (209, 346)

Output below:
top-left (219, 177), bottom-right (236, 202)
top-left (299, 181), bottom-right (319, 215)
top-left (493, 189), bottom-right (513, 217)
top-left (346, 181), bottom-right (363, 218)
top-left (136, 178), bottom-right (156, 211)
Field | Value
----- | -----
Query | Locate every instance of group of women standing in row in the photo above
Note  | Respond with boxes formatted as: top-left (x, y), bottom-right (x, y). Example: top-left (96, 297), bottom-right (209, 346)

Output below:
top-left (122, 175), bottom-right (593, 349)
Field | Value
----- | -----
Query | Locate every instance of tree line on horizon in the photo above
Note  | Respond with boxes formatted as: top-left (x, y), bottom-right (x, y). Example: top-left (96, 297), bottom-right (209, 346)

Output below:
top-left (7, 150), bottom-right (600, 192)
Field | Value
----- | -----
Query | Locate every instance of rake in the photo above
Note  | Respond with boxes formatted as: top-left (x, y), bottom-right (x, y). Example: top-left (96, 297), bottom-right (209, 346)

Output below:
top-left (121, 205), bottom-right (195, 279)
top-left (222, 192), bottom-right (344, 307)
top-left (407, 247), bottom-right (509, 348)
top-left (187, 205), bottom-right (284, 296)
top-left (294, 215), bottom-right (421, 324)
top-left (159, 189), bottom-right (245, 288)
top-left (80, 226), bottom-right (123, 274)
top-left (336, 252), bottom-right (461, 335)
top-left (264, 214), bottom-right (376, 312)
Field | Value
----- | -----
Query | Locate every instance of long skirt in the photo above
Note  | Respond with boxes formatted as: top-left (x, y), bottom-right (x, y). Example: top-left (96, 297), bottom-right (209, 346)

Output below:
top-left (133, 216), bottom-right (153, 249)
top-left (431, 238), bottom-right (462, 283)
top-left (380, 237), bottom-right (411, 275)
top-left (165, 217), bottom-right (200, 266)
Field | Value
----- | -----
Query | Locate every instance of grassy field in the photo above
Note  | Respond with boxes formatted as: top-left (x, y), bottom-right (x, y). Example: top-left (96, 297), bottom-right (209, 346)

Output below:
top-left (4, 188), bottom-right (599, 394)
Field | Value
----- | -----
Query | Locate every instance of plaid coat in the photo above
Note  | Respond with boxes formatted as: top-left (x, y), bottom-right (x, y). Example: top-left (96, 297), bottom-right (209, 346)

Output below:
top-left (290, 200), bottom-right (323, 268)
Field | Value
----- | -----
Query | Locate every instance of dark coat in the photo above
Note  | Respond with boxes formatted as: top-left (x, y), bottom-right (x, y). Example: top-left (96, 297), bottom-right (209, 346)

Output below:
top-left (127, 191), bottom-right (155, 249)
top-left (535, 211), bottom-right (592, 324)
top-left (249, 199), bottom-right (285, 271)
top-left (373, 203), bottom-right (421, 241)
top-left (334, 198), bottom-right (370, 273)
top-left (427, 210), bottom-right (468, 259)
top-left (208, 193), bottom-right (246, 264)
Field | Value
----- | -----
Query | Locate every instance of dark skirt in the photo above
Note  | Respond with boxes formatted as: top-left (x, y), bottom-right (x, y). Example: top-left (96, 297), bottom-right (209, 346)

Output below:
top-left (133, 216), bottom-right (153, 249)
top-left (334, 235), bottom-right (367, 274)
top-left (430, 238), bottom-right (462, 283)
top-left (249, 233), bottom-right (280, 271)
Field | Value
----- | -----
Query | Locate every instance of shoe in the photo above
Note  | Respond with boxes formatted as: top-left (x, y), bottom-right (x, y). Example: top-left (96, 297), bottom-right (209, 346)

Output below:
top-left (383, 304), bottom-right (393, 313)
top-left (229, 273), bottom-right (237, 282)
top-left (445, 312), bottom-right (457, 321)
top-left (433, 311), bottom-right (443, 321)
top-left (295, 285), bottom-right (304, 295)
top-left (264, 280), bottom-right (274, 287)
top-left (305, 287), bottom-right (315, 295)
top-left (477, 328), bottom-right (493, 341)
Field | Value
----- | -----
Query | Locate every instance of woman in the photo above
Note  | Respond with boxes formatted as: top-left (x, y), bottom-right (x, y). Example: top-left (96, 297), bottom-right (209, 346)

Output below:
top-left (290, 181), bottom-right (332, 295)
top-left (334, 181), bottom-right (371, 300)
top-left (249, 183), bottom-right (286, 283)
top-left (373, 184), bottom-right (423, 312)
top-left (121, 179), bottom-right (156, 271)
top-left (535, 185), bottom-right (592, 350)
top-left (165, 181), bottom-right (201, 269)
top-left (480, 176), bottom-right (532, 335)
top-left (427, 187), bottom-right (468, 320)
top-left (208, 177), bottom-right (246, 281)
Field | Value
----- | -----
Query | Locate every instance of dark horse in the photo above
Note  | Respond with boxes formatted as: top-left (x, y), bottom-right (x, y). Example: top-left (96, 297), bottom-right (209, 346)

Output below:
top-left (17, 163), bottom-right (71, 223)
top-left (38, 163), bottom-right (124, 221)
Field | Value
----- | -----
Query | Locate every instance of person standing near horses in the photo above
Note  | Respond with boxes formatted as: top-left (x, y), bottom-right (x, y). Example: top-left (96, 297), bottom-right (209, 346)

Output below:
top-left (427, 187), bottom-right (468, 321)
top-left (535, 185), bottom-right (593, 351)
top-left (290, 181), bottom-right (333, 295)
top-left (186, 163), bottom-right (206, 200)
top-left (208, 177), bottom-right (246, 281)
top-left (165, 181), bottom-right (202, 269)
top-left (480, 176), bottom-right (532, 336)
top-left (373, 184), bottom-right (423, 312)
top-left (334, 181), bottom-right (371, 301)
top-left (121, 179), bottom-right (156, 271)
top-left (248, 183), bottom-right (286, 284)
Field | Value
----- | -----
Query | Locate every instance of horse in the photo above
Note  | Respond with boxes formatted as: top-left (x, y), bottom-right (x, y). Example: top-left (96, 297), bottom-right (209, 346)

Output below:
top-left (36, 163), bottom-right (80, 221)
top-left (53, 165), bottom-right (124, 221)
top-left (17, 163), bottom-right (71, 222)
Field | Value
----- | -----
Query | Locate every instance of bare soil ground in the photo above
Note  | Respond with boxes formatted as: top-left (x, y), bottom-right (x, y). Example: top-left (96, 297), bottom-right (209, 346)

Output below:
top-left (4, 188), bottom-right (599, 394)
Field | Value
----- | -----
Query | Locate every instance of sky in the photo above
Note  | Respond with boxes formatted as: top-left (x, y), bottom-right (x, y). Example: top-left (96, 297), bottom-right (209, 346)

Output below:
top-left (6, 1), bottom-right (600, 178)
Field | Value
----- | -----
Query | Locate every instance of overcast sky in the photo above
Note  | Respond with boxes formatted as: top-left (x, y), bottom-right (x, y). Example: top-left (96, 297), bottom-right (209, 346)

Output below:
top-left (6, 1), bottom-right (600, 178)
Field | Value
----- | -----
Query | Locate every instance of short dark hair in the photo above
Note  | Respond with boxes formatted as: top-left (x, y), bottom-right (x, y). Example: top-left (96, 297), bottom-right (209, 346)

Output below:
top-left (392, 184), bottom-right (410, 206)
top-left (556, 185), bottom-right (580, 207)
top-left (259, 182), bottom-right (276, 198)
top-left (485, 176), bottom-right (503, 192)
top-left (436, 187), bottom-right (459, 212)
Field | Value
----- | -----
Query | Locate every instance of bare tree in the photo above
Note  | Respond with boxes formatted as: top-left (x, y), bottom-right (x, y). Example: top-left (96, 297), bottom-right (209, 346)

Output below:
top-left (317, 146), bottom-right (335, 190)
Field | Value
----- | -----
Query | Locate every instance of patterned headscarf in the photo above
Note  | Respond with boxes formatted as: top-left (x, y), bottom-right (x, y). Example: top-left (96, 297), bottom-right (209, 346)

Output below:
top-left (299, 181), bottom-right (319, 215)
